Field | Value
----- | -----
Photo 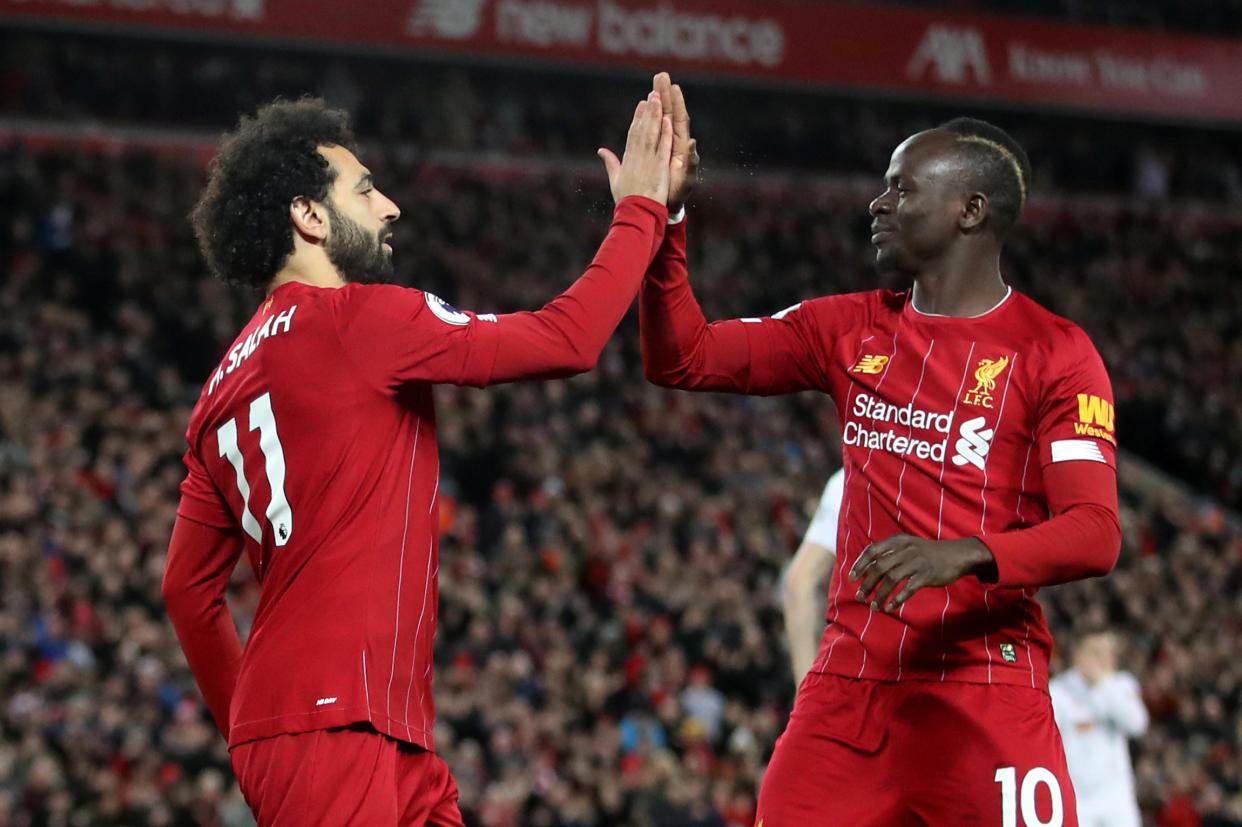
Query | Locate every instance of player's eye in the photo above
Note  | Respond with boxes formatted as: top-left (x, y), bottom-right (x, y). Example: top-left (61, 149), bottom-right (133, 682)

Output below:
top-left (361, 188), bottom-right (374, 196)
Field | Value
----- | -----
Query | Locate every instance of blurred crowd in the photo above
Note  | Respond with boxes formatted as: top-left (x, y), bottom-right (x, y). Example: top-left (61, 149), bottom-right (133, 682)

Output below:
top-left (4, 32), bottom-right (1242, 509)
top-left (1, 122), bottom-right (1241, 826)
top-left (5, 30), bottom-right (1242, 205)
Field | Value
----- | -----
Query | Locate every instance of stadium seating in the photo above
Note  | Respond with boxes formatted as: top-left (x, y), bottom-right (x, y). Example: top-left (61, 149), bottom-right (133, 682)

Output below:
top-left (2, 30), bottom-right (1241, 826)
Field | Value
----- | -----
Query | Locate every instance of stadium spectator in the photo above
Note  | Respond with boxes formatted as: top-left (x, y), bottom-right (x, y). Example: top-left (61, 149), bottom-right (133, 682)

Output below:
top-left (780, 469), bottom-right (844, 685)
top-left (1050, 629), bottom-right (1149, 827)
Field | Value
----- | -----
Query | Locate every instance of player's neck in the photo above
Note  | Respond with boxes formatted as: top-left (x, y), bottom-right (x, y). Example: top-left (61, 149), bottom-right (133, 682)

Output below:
top-left (910, 253), bottom-right (1007, 318)
top-left (267, 248), bottom-right (347, 295)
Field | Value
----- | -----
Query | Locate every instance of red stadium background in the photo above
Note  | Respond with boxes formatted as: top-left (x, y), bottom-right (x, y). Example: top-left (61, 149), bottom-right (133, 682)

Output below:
top-left (1, 1), bottom-right (1241, 825)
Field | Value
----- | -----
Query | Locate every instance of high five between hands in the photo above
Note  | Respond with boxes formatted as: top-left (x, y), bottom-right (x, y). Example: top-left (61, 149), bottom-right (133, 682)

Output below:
top-left (598, 72), bottom-right (700, 209)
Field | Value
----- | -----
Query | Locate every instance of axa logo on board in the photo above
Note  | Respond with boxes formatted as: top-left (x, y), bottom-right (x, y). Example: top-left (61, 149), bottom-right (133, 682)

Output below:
top-left (406, 0), bottom-right (786, 67)
top-left (907, 24), bottom-right (992, 85)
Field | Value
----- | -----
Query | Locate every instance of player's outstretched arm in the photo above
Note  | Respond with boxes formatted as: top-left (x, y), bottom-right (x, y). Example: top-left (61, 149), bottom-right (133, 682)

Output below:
top-left (479, 94), bottom-right (674, 382)
top-left (163, 516), bottom-right (245, 739)
top-left (639, 74), bottom-right (827, 396)
top-left (336, 96), bottom-right (673, 390)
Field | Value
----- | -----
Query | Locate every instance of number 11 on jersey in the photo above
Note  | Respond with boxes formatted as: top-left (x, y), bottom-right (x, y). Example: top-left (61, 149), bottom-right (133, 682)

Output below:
top-left (216, 392), bottom-right (293, 546)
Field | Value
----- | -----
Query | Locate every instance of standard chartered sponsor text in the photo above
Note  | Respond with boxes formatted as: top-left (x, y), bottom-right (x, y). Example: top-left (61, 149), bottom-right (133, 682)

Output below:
top-left (845, 393), bottom-right (951, 460)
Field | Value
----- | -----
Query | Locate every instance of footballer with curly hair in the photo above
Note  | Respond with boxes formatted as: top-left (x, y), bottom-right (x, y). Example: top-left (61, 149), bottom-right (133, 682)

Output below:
top-left (164, 95), bottom-right (675, 825)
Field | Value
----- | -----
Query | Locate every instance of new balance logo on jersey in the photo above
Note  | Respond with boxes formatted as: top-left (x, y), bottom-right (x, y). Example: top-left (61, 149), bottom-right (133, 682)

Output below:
top-left (951, 416), bottom-right (995, 470)
top-left (406, 0), bottom-right (487, 39)
top-left (962, 356), bottom-right (1009, 408)
top-left (852, 354), bottom-right (890, 374)
top-left (907, 24), bottom-right (992, 84)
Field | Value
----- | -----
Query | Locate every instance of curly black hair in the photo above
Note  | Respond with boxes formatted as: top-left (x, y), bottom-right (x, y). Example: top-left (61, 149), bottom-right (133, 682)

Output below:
top-left (939, 117), bottom-right (1032, 238)
top-left (191, 98), bottom-right (356, 290)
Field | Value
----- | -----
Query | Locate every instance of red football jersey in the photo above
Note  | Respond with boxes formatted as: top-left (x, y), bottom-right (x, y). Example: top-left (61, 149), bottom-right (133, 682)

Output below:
top-left (641, 219), bottom-right (1118, 690)
top-left (174, 198), bottom-right (666, 748)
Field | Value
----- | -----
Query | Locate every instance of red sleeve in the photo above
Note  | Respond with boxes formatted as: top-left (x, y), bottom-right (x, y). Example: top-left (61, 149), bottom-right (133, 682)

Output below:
top-left (979, 327), bottom-right (1121, 587)
top-left (162, 515), bottom-right (245, 739)
top-left (487, 196), bottom-right (666, 381)
top-left (978, 460), bottom-right (1120, 587)
top-left (640, 218), bottom-right (831, 395)
top-left (1034, 326), bottom-right (1118, 470)
top-left (337, 196), bottom-right (666, 391)
top-left (176, 444), bottom-right (236, 530)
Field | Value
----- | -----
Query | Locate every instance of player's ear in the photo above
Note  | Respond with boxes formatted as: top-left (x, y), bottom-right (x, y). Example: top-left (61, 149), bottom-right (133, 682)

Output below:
top-left (290, 196), bottom-right (328, 243)
top-left (960, 191), bottom-right (988, 233)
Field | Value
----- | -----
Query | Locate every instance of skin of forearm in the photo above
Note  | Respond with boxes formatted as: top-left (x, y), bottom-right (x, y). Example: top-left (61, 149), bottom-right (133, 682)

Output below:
top-left (784, 583), bottom-right (825, 684)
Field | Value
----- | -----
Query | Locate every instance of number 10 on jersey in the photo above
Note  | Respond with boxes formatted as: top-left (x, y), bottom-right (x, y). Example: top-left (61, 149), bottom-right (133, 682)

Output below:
top-left (216, 392), bottom-right (293, 546)
top-left (995, 766), bottom-right (1064, 827)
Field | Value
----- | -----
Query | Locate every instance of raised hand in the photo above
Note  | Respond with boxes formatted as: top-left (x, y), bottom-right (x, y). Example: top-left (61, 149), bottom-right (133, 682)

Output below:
top-left (653, 72), bottom-right (698, 211)
top-left (598, 93), bottom-right (674, 206)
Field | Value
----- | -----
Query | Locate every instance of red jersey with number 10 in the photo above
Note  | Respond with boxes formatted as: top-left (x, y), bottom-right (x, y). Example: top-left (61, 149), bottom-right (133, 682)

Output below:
top-left (640, 219), bottom-right (1118, 691)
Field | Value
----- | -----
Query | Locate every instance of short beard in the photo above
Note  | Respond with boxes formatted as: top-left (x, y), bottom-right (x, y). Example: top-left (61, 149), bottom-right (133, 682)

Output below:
top-left (873, 246), bottom-right (917, 282)
top-left (325, 201), bottom-right (392, 284)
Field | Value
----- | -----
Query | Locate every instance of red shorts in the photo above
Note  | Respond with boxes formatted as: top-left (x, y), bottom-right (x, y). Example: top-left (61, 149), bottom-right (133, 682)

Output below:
top-left (756, 673), bottom-right (1077, 827)
top-left (230, 725), bottom-right (464, 827)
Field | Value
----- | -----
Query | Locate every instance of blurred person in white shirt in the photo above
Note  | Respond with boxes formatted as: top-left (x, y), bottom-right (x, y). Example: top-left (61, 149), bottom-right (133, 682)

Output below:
top-left (780, 469), bottom-right (845, 684)
top-left (1050, 629), bottom-right (1149, 827)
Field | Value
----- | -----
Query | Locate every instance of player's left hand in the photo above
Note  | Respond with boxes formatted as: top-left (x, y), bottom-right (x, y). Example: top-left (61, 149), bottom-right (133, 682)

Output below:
top-left (849, 535), bottom-right (998, 613)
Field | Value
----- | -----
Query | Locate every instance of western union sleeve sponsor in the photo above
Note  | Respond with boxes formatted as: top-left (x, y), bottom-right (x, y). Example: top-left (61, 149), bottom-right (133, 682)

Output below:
top-left (1076, 394), bottom-right (1114, 431)
top-left (1075, 393), bottom-right (1117, 446)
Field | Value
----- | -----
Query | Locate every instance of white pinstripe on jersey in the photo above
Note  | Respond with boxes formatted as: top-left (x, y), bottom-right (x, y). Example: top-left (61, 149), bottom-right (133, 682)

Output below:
top-left (979, 353), bottom-right (1018, 684)
top-left (854, 326), bottom-right (903, 679)
top-left (894, 339), bottom-right (936, 681)
top-left (404, 537), bottom-right (435, 740)
top-left (937, 342), bottom-right (978, 681)
top-left (811, 334), bottom-right (876, 684)
top-left (404, 472), bottom-right (441, 739)
top-left (1015, 439), bottom-right (1039, 688)
top-left (385, 419), bottom-right (421, 723)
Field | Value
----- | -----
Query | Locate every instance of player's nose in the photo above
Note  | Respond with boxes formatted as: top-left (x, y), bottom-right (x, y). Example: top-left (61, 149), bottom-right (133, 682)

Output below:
top-left (375, 189), bottom-right (400, 223)
top-left (869, 192), bottom-right (892, 216)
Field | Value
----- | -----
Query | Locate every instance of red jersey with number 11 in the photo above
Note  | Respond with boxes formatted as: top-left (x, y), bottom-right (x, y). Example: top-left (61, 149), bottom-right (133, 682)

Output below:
top-left (175, 197), bottom-right (666, 749)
